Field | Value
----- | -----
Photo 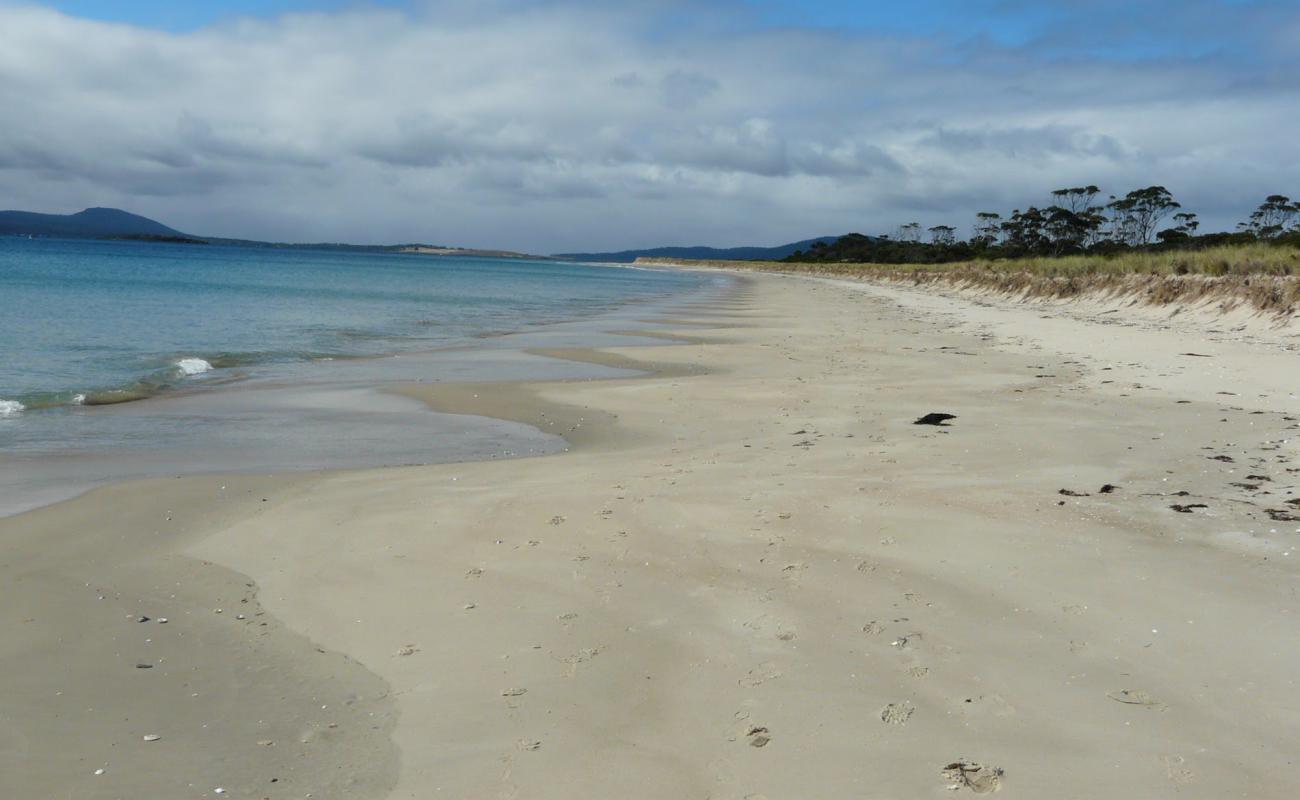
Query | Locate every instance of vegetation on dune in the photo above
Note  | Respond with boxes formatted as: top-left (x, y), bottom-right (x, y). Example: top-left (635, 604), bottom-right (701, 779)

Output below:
top-left (785, 188), bottom-right (1300, 264)
top-left (679, 186), bottom-right (1300, 318)
top-left (639, 244), bottom-right (1300, 317)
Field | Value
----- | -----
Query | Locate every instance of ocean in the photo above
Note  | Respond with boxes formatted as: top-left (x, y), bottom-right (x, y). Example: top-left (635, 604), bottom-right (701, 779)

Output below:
top-left (0, 237), bottom-right (720, 514)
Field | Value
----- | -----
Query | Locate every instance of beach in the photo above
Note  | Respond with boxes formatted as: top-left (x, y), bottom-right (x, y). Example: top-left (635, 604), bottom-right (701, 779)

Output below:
top-left (3, 271), bottom-right (1298, 798)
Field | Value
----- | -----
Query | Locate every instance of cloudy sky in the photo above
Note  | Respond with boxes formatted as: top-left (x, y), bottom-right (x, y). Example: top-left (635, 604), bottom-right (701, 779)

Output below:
top-left (2, 0), bottom-right (1298, 252)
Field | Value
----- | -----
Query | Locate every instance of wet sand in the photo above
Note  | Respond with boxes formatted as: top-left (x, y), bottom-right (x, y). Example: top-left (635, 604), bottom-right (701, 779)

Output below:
top-left (3, 273), bottom-right (1298, 798)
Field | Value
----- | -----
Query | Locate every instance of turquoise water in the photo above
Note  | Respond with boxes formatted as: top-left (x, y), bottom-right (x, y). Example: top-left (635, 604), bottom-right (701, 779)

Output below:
top-left (0, 237), bottom-right (703, 415)
top-left (0, 237), bottom-right (719, 515)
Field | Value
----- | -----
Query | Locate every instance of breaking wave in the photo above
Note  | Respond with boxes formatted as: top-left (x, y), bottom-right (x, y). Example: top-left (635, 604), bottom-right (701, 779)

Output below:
top-left (175, 357), bottom-right (214, 376)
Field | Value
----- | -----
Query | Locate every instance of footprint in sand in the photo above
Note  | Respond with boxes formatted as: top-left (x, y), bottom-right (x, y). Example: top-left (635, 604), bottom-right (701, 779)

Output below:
top-left (906, 665), bottom-right (930, 679)
top-left (959, 694), bottom-right (1016, 718)
top-left (903, 591), bottom-right (934, 608)
top-left (1107, 689), bottom-right (1166, 709)
top-left (942, 761), bottom-right (1004, 794)
top-left (558, 647), bottom-right (602, 677)
top-left (1161, 754), bottom-right (1195, 785)
top-left (745, 726), bottom-right (772, 747)
top-left (862, 620), bottom-right (886, 636)
top-left (880, 702), bottom-right (915, 725)
top-left (738, 662), bottom-right (782, 688)
top-left (780, 563), bottom-right (807, 583)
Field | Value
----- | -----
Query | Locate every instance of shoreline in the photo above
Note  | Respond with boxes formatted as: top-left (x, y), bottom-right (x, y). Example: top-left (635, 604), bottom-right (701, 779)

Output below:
top-left (0, 276), bottom-right (733, 520)
top-left (5, 272), bottom-right (1298, 798)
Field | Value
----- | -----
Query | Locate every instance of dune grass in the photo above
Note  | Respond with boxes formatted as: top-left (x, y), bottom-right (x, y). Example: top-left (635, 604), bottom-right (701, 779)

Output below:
top-left (639, 244), bottom-right (1300, 317)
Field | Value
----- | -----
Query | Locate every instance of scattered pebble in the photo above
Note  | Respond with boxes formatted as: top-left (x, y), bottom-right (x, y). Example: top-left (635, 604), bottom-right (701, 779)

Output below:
top-left (914, 412), bottom-right (957, 426)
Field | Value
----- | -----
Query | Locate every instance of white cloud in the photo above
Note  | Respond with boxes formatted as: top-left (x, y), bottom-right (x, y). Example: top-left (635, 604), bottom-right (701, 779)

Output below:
top-left (0, 1), bottom-right (1297, 250)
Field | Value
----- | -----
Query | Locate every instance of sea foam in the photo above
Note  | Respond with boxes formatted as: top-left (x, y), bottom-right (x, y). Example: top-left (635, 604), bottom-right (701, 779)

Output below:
top-left (0, 399), bottom-right (24, 416)
top-left (176, 358), bottom-right (214, 376)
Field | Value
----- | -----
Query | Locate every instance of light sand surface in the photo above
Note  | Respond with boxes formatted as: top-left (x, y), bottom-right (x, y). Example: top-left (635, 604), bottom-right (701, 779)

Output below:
top-left (4, 273), bottom-right (1299, 798)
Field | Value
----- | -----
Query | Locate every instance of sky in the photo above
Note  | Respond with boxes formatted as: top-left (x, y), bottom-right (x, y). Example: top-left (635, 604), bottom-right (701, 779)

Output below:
top-left (2, 0), bottom-right (1298, 251)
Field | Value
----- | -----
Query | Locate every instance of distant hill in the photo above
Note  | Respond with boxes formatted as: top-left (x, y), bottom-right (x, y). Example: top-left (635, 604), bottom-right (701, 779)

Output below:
top-left (555, 236), bottom-right (844, 263)
top-left (0, 207), bottom-right (190, 239)
top-left (0, 208), bottom-right (549, 256)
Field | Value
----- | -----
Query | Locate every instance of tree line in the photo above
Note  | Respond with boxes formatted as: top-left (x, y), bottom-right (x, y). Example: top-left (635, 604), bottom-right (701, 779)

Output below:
top-left (786, 188), bottom-right (1300, 264)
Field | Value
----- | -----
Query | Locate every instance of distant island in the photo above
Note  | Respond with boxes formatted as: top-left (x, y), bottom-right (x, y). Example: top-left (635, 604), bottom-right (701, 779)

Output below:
top-left (555, 236), bottom-right (842, 263)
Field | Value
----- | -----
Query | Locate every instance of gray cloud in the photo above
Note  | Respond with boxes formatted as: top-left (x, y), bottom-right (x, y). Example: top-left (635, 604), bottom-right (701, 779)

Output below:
top-left (0, 1), bottom-right (1297, 251)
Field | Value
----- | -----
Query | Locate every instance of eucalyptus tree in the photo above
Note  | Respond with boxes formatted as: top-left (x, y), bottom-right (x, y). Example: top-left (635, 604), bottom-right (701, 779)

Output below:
top-left (1107, 186), bottom-right (1181, 245)
top-left (1241, 195), bottom-right (1299, 238)
top-left (1050, 185), bottom-right (1101, 215)
top-left (896, 222), bottom-right (922, 243)
top-left (928, 225), bottom-right (957, 246)
top-left (1000, 208), bottom-right (1051, 254)
top-left (972, 212), bottom-right (1002, 247)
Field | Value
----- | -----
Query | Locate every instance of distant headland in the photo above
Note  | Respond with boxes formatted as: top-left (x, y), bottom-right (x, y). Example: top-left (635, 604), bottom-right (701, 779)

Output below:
top-left (0, 206), bottom-right (551, 259)
top-left (0, 207), bottom-right (192, 240)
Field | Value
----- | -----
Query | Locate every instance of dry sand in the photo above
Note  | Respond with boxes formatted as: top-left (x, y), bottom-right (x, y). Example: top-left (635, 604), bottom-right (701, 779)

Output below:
top-left (3, 273), bottom-right (1298, 798)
